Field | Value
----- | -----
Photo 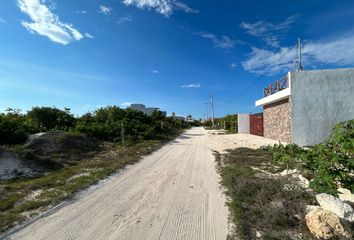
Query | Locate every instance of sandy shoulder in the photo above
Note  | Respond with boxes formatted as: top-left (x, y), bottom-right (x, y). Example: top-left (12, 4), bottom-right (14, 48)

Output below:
top-left (6, 128), bottom-right (278, 240)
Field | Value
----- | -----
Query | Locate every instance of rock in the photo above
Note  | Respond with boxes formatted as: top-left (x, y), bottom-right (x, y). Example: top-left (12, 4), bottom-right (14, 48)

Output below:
top-left (338, 188), bottom-right (354, 205)
top-left (305, 208), bottom-right (352, 239)
top-left (298, 174), bottom-right (310, 189)
top-left (316, 193), bottom-right (354, 222)
top-left (279, 168), bottom-right (298, 176)
top-left (305, 205), bottom-right (321, 214)
top-left (255, 230), bottom-right (262, 238)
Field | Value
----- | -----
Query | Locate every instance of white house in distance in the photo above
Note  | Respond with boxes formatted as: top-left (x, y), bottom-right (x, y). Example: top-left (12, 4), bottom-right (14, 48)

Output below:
top-left (186, 115), bottom-right (193, 123)
top-left (130, 104), bottom-right (167, 117)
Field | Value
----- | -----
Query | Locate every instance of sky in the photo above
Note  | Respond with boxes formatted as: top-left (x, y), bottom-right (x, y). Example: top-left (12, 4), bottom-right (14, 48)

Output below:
top-left (1, 0), bottom-right (354, 119)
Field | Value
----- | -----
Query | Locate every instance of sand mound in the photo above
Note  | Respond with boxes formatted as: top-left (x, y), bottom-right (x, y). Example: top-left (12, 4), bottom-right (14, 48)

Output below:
top-left (26, 131), bottom-right (100, 169)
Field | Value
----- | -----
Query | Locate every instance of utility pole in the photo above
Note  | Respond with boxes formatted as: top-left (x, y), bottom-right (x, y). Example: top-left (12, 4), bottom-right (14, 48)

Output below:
top-left (211, 95), bottom-right (215, 128)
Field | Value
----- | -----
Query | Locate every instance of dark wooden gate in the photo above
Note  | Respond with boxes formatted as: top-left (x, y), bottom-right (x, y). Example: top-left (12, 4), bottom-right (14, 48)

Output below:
top-left (250, 113), bottom-right (264, 136)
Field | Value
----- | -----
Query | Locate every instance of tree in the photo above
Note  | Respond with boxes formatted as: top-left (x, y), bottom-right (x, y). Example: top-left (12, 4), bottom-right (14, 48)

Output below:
top-left (0, 109), bottom-right (29, 144)
top-left (27, 107), bottom-right (75, 131)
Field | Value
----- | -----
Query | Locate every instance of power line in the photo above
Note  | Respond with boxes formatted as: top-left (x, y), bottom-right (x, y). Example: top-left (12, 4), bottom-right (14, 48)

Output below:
top-left (228, 78), bottom-right (260, 102)
top-left (228, 43), bottom-right (296, 103)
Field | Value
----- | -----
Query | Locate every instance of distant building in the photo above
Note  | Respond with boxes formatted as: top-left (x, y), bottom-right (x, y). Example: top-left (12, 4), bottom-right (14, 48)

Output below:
top-left (130, 104), bottom-right (167, 117)
top-left (175, 116), bottom-right (185, 121)
top-left (186, 115), bottom-right (193, 123)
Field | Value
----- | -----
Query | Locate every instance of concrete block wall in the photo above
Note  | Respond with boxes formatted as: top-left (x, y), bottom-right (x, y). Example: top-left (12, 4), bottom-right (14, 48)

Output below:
top-left (263, 98), bottom-right (291, 143)
top-left (291, 68), bottom-right (354, 146)
top-left (237, 114), bottom-right (250, 134)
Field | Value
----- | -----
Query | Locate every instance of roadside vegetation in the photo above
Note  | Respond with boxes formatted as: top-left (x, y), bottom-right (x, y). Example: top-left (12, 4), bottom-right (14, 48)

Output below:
top-left (216, 148), bottom-right (316, 239)
top-left (217, 120), bottom-right (353, 239)
top-left (265, 120), bottom-right (354, 196)
top-left (204, 114), bottom-right (238, 133)
top-left (0, 106), bottom-right (189, 233)
top-left (0, 106), bottom-right (188, 145)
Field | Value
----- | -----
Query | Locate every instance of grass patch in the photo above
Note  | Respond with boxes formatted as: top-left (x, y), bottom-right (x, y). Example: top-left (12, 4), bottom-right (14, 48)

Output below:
top-left (216, 148), bottom-right (316, 239)
top-left (0, 133), bottom-right (180, 233)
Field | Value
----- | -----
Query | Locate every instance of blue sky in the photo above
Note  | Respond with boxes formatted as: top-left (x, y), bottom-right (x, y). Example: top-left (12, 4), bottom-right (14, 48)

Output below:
top-left (1, 0), bottom-right (354, 118)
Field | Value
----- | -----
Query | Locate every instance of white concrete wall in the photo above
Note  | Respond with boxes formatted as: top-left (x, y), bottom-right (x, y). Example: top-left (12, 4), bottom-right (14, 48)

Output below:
top-left (238, 114), bottom-right (250, 134)
top-left (291, 68), bottom-right (354, 146)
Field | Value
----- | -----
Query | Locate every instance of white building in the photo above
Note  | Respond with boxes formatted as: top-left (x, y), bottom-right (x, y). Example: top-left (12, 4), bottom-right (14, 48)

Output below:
top-left (130, 104), bottom-right (167, 117)
top-left (186, 115), bottom-right (193, 123)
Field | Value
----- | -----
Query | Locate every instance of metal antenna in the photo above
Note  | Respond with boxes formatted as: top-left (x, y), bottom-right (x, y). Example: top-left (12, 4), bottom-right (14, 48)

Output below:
top-left (296, 38), bottom-right (303, 71)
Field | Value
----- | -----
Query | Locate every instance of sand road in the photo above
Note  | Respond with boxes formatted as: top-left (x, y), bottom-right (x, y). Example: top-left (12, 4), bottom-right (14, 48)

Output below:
top-left (8, 127), bottom-right (230, 240)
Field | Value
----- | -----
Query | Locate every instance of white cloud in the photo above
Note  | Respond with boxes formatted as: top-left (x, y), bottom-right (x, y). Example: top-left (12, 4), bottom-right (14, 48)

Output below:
top-left (197, 32), bottom-right (236, 49)
top-left (118, 15), bottom-right (133, 24)
top-left (181, 83), bottom-right (201, 88)
top-left (149, 69), bottom-right (159, 74)
top-left (17, 0), bottom-right (84, 45)
top-left (84, 33), bottom-right (94, 39)
top-left (242, 47), bottom-right (295, 75)
top-left (121, 102), bottom-right (131, 107)
top-left (242, 34), bottom-right (354, 75)
top-left (240, 16), bottom-right (297, 48)
top-left (173, 1), bottom-right (199, 14)
top-left (229, 62), bottom-right (237, 69)
top-left (83, 104), bottom-right (92, 110)
top-left (0, 18), bottom-right (5, 23)
top-left (303, 35), bottom-right (354, 65)
top-left (122, 0), bottom-right (198, 17)
top-left (76, 10), bottom-right (87, 14)
top-left (99, 5), bottom-right (113, 15)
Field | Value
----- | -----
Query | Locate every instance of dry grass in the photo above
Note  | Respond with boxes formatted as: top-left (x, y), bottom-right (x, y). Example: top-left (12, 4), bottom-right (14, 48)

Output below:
top-left (0, 137), bottom-right (174, 233)
top-left (216, 148), bottom-right (316, 240)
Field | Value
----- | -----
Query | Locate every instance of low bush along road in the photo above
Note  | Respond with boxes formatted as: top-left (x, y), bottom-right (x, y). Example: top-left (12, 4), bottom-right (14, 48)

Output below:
top-left (5, 127), bottom-right (251, 240)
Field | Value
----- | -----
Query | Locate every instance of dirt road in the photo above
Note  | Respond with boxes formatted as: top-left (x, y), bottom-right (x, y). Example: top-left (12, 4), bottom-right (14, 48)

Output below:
top-left (8, 128), bottom-right (229, 240)
top-left (7, 127), bottom-right (279, 240)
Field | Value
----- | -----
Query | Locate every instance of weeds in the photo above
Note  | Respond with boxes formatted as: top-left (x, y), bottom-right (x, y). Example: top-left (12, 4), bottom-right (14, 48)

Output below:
top-left (0, 137), bottom-right (174, 233)
top-left (216, 148), bottom-right (315, 239)
top-left (265, 120), bottom-right (354, 196)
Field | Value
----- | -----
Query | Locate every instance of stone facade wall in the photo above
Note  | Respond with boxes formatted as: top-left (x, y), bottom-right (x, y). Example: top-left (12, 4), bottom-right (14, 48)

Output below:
top-left (263, 98), bottom-right (291, 143)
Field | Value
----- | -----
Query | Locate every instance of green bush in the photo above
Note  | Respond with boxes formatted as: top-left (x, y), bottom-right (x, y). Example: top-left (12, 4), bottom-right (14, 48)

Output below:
top-left (301, 120), bottom-right (354, 195)
top-left (27, 107), bottom-right (75, 131)
top-left (0, 106), bottom-right (188, 146)
top-left (266, 120), bottom-right (354, 196)
top-left (329, 119), bottom-right (354, 154)
top-left (74, 106), bottom-right (187, 142)
top-left (264, 143), bottom-right (305, 172)
top-left (0, 109), bottom-right (31, 145)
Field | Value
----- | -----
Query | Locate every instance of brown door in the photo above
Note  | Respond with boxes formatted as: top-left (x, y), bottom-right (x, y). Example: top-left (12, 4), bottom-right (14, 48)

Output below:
top-left (250, 113), bottom-right (264, 136)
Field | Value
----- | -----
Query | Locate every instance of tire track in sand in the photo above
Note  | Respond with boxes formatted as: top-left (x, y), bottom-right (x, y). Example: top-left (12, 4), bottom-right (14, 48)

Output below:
top-left (6, 128), bottom-right (229, 240)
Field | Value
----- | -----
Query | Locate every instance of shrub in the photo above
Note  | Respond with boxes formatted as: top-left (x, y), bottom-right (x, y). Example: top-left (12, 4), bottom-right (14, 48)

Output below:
top-left (0, 109), bottom-right (30, 145)
top-left (0, 105), bottom-right (188, 146)
top-left (217, 148), bottom-right (315, 239)
top-left (266, 120), bottom-right (354, 196)
top-left (74, 106), bottom-right (186, 142)
top-left (27, 107), bottom-right (75, 131)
